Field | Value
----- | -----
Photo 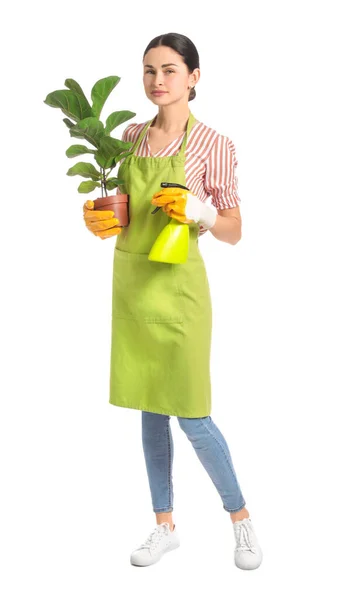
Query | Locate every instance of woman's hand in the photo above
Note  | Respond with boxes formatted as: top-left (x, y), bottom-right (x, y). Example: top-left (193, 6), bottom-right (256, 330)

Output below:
top-left (83, 200), bottom-right (122, 239)
top-left (151, 187), bottom-right (217, 229)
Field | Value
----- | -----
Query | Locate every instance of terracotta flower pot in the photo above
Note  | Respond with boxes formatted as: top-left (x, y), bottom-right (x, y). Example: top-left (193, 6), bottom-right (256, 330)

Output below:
top-left (94, 194), bottom-right (129, 227)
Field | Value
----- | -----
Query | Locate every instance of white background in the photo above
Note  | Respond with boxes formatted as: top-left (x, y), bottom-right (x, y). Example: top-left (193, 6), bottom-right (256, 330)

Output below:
top-left (1, 0), bottom-right (353, 597)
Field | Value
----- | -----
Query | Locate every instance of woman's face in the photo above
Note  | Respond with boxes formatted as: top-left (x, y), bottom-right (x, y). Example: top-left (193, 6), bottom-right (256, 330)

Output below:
top-left (143, 46), bottom-right (199, 106)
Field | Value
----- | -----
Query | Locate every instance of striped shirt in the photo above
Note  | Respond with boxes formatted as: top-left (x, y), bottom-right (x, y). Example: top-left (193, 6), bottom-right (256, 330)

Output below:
top-left (118, 119), bottom-right (241, 236)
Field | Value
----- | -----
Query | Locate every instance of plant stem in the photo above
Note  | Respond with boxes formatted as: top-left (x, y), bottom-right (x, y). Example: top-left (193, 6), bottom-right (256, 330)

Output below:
top-left (100, 167), bottom-right (108, 197)
top-left (103, 168), bottom-right (108, 196)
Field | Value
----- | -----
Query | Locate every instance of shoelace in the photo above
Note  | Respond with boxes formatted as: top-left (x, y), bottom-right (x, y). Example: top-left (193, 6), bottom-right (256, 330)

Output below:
top-left (138, 523), bottom-right (170, 551)
top-left (234, 520), bottom-right (256, 554)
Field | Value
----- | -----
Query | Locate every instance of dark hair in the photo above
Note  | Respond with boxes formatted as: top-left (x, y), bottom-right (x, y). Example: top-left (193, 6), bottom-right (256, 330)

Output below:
top-left (143, 33), bottom-right (199, 101)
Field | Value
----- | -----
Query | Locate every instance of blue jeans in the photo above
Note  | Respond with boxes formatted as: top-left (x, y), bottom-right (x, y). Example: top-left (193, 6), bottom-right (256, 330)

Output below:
top-left (141, 411), bottom-right (246, 513)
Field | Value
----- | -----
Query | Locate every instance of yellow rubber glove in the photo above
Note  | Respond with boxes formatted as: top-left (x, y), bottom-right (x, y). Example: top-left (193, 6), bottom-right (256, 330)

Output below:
top-left (151, 188), bottom-right (193, 224)
top-left (83, 200), bottom-right (122, 239)
top-left (151, 187), bottom-right (217, 228)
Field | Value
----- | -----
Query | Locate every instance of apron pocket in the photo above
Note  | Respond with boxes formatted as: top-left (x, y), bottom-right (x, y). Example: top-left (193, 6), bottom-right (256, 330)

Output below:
top-left (112, 248), bottom-right (184, 323)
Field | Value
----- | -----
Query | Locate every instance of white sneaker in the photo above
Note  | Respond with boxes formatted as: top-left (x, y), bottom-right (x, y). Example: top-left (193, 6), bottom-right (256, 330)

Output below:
top-left (130, 522), bottom-right (180, 567)
top-left (233, 517), bottom-right (263, 570)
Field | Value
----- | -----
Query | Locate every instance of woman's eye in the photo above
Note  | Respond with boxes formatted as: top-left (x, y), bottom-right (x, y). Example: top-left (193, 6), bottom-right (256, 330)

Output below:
top-left (145, 70), bottom-right (174, 74)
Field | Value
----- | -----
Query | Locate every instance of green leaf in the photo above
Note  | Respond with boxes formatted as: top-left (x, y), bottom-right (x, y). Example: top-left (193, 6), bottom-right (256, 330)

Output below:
top-left (63, 118), bottom-right (75, 128)
top-left (66, 162), bottom-right (102, 180)
top-left (100, 135), bottom-right (131, 155)
top-left (95, 153), bottom-right (114, 170)
top-left (43, 90), bottom-right (92, 122)
top-left (78, 180), bottom-right (101, 193)
top-left (69, 117), bottom-right (105, 149)
top-left (114, 179), bottom-right (126, 193)
top-left (64, 79), bottom-right (90, 107)
top-left (91, 76), bottom-right (120, 119)
top-left (95, 135), bottom-right (132, 169)
top-left (105, 177), bottom-right (125, 191)
top-left (114, 149), bottom-right (134, 162)
top-left (66, 144), bottom-right (96, 158)
top-left (105, 110), bottom-right (136, 134)
top-left (105, 178), bottom-right (122, 191)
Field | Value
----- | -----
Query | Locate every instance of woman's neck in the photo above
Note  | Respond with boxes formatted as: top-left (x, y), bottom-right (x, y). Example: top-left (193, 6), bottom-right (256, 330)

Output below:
top-left (152, 106), bottom-right (191, 134)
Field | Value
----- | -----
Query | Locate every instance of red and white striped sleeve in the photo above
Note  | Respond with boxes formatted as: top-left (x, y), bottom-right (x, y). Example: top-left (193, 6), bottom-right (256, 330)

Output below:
top-left (204, 134), bottom-right (241, 210)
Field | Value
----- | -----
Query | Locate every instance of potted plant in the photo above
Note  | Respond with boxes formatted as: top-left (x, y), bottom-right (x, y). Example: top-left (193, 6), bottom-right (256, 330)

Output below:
top-left (43, 75), bottom-right (136, 226)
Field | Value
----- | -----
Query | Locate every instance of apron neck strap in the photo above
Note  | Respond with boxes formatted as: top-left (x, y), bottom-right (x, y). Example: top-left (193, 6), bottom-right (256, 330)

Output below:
top-left (180, 112), bottom-right (196, 154)
top-left (129, 111), bottom-right (197, 156)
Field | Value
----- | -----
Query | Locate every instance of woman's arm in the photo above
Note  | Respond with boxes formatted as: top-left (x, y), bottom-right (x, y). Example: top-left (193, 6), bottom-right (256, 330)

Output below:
top-left (209, 206), bottom-right (242, 245)
top-left (203, 134), bottom-right (242, 245)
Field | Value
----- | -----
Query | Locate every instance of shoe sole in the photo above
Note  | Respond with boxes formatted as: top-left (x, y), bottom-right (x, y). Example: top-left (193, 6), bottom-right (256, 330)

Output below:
top-left (130, 539), bottom-right (180, 567)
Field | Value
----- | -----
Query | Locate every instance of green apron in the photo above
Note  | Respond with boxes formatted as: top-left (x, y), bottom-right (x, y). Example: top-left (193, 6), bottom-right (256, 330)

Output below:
top-left (109, 111), bottom-right (212, 417)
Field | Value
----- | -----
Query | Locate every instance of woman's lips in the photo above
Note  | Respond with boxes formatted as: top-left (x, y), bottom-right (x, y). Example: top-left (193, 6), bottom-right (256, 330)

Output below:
top-left (152, 91), bottom-right (167, 95)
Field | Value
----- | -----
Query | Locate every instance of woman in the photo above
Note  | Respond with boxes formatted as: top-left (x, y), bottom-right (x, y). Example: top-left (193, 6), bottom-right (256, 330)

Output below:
top-left (83, 32), bottom-right (262, 570)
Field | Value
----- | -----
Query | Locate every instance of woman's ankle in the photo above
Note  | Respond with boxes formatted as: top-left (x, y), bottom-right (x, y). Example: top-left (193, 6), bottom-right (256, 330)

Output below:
top-left (230, 506), bottom-right (250, 523)
top-left (155, 511), bottom-right (174, 531)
